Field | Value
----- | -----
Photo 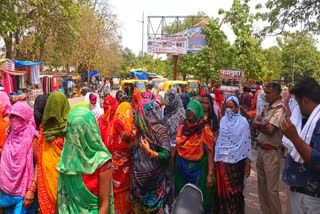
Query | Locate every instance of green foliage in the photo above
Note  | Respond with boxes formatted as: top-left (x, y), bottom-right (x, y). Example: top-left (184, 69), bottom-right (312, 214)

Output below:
top-left (263, 46), bottom-right (282, 80)
top-left (223, 0), bottom-right (265, 80)
top-left (277, 32), bottom-right (320, 81)
top-left (256, 0), bottom-right (320, 34)
top-left (163, 11), bottom-right (207, 35)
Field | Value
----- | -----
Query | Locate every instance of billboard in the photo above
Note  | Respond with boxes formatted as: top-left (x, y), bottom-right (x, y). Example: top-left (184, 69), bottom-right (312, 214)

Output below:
top-left (186, 25), bottom-right (206, 54)
top-left (147, 18), bottom-right (207, 55)
top-left (147, 36), bottom-right (187, 55)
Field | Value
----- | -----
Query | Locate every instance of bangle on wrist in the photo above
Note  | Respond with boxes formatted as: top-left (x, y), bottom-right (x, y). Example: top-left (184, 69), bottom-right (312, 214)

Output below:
top-left (208, 169), bottom-right (214, 176)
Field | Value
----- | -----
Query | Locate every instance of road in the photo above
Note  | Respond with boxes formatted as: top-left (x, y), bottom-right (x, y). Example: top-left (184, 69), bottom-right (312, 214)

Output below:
top-left (68, 94), bottom-right (289, 214)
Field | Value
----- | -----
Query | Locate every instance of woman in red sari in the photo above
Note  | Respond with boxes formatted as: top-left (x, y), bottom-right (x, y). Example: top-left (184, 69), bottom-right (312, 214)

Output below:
top-left (108, 101), bottom-right (136, 214)
top-left (98, 95), bottom-right (119, 146)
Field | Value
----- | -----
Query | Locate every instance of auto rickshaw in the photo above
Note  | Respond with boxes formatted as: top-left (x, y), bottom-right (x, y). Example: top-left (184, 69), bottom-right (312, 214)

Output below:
top-left (163, 80), bottom-right (188, 93)
top-left (120, 79), bottom-right (148, 99)
top-left (187, 79), bottom-right (200, 96)
top-left (150, 78), bottom-right (167, 90)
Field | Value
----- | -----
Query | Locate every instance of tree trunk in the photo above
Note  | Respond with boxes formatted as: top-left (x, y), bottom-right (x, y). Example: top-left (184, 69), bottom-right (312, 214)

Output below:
top-left (14, 31), bottom-right (22, 59)
top-left (4, 34), bottom-right (13, 59)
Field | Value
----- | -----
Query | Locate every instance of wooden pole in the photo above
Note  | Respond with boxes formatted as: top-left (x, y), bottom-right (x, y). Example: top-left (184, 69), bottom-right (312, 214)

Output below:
top-left (173, 55), bottom-right (179, 80)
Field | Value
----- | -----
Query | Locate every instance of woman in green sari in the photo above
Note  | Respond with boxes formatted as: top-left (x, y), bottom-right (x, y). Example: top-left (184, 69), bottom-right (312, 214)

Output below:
top-left (175, 100), bottom-right (216, 213)
top-left (57, 105), bottom-right (114, 214)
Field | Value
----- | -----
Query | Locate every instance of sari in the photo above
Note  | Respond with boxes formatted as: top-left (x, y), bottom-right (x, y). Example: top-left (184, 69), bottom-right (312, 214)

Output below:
top-left (84, 93), bottom-right (103, 119)
top-left (202, 94), bottom-right (219, 132)
top-left (57, 106), bottom-right (114, 214)
top-left (98, 96), bottom-right (119, 145)
top-left (37, 92), bottom-right (70, 214)
top-left (109, 102), bottom-right (135, 214)
top-left (0, 109), bottom-right (8, 150)
top-left (215, 96), bottom-right (252, 214)
top-left (132, 94), bottom-right (170, 213)
top-left (162, 90), bottom-right (186, 211)
top-left (175, 100), bottom-right (215, 211)
top-left (0, 101), bottom-right (38, 213)
top-left (0, 92), bottom-right (11, 149)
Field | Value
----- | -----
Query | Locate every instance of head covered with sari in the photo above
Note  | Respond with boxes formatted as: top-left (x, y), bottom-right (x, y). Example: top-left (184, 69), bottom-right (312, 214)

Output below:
top-left (162, 89), bottom-right (186, 143)
top-left (42, 91), bottom-right (70, 143)
top-left (164, 89), bottom-right (183, 110)
top-left (58, 106), bottom-right (111, 175)
top-left (215, 96), bottom-right (252, 163)
top-left (114, 101), bottom-right (134, 134)
top-left (116, 90), bottom-right (128, 103)
top-left (34, 94), bottom-right (49, 130)
top-left (102, 95), bottom-right (119, 122)
top-left (84, 93), bottom-right (103, 119)
top-left (0, 101), bottom-right (38, 196)
top-left (186, 100), bottom-right (204, 123)
top-left (202, 94), bottom-right (219, 132)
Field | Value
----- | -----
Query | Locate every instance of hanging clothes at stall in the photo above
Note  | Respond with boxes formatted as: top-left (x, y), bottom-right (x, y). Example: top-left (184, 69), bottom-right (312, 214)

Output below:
top-left (30, 64), bottom-right (41, 84)
top-left (42, 76), bottom-right (57, 94)
top-left (42, 76), bottom-right (48, 94)
top-left (3, 73), bottom-right (14, 95)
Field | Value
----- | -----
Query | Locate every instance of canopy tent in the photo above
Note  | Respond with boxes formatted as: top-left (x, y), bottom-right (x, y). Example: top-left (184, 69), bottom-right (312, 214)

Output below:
top-left (130, 71), bottom-right (148, 80)
top-left (82, 70), bottom-right (100, 79)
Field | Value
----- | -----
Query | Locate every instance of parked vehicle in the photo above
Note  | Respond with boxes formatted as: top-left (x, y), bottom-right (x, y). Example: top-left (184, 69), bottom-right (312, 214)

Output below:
top-left (219, 69), bottom-right (243, 96)
top-left (120, 79), bottom-right (148, 93)
top-left (187, 79), bottom-right (200, 96)
top-left (172, 183), bottom-right (204, 214)
top-left (163, 80), bottom-right (188, 92)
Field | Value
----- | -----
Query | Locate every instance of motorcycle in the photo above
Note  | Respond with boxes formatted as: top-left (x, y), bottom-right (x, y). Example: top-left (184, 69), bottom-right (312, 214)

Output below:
top-left (171, 183), bottom-right (204, 214)
top-left (99, 86), bottom-right (111, 106)
top-left (81, 86), bottom-right (92, 96)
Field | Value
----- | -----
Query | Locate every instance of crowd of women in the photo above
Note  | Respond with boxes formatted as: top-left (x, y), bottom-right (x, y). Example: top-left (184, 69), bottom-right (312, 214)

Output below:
top-left (0, 86), bottom-right (252, 214)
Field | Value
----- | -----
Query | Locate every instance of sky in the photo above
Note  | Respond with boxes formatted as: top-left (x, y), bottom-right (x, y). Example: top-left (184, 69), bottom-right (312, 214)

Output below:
top-left (109, 0), bottom-right (276, 55)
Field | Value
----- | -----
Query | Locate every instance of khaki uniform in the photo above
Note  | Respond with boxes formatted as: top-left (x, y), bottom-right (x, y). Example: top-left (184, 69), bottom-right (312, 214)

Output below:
top-left (256, 99), bottom-right (287, 214)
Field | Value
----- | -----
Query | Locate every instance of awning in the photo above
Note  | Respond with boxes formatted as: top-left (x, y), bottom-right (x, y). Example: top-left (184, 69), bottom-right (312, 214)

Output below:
top-left (14, 60), bottom-right (43, 66)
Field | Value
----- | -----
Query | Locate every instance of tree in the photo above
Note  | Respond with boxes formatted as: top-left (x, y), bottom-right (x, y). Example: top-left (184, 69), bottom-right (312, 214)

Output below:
top-left (277, 32), bottom-right (320, 82)
top-left (256, 0), bottom-right (320, 35)
top-left (163, 12), bottom-right (208, 35)
top-left (221, 0), bottom-right (266, 80)
top-left (0, 0), bottom-right (31, 58)
top-left (263, 46), bottom-right (282, 80)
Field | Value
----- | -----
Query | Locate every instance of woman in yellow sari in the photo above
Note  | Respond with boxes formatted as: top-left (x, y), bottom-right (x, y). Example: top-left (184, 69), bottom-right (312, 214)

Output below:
top-left (37, 92), bottom-right (70, 213)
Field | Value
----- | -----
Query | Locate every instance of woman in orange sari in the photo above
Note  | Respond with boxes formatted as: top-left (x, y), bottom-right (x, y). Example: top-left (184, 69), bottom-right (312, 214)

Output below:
top-left (108, 101), bottom-right (136, 214)
top-left (37, 92), bottom-right (70, 213)
top-left (0, 91), bottom-right (11, 153)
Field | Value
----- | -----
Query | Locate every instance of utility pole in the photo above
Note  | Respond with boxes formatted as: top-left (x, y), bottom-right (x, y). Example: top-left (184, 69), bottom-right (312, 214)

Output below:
top-left (137, 12), bottom-right (144, 70)
top-left (292, 54), bottom-right (295, 85)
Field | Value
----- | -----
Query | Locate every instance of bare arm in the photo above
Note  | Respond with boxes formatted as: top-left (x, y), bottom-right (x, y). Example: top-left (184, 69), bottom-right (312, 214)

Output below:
top-left (206, 148), bottom-right (214, 188)
top-left (23, 137), bottom-right (38, 208)
top-left (98, 167), bottom-right (113, 214)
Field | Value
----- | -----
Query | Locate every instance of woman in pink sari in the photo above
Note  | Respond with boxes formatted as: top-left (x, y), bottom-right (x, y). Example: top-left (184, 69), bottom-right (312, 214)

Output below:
top-left (0, 101), bottom-right (38, 213)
